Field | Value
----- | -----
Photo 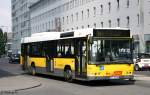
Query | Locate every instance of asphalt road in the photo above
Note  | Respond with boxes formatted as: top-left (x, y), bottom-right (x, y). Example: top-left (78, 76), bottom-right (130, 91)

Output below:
top-left (135, 71), bottom-right (150, 76)
top-left (19, 74), bottom-right (150, 95)
top-left (0, 57), bottom-right (150, 95)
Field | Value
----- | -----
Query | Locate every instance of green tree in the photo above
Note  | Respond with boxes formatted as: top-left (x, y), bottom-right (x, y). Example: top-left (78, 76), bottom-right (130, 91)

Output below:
top-left (0, 28), bottom-right (7, 57)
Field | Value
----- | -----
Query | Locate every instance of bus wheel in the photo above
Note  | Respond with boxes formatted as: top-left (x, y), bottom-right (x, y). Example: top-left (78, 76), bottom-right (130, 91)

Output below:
top-left (31, 65), bottom-right (36, 76)
top-left (134, 64), bottom-right (140, 71)
top-left (64, 69), bottom-right (72, 82)
top-left (22, 64), bottom-right (26, 70)
top-left (128, 78), bottom-right (135, 84)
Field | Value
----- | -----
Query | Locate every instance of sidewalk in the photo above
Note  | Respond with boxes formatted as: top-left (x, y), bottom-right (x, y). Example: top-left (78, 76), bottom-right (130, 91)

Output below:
top-left (0, 75), bottom-right (41, 91)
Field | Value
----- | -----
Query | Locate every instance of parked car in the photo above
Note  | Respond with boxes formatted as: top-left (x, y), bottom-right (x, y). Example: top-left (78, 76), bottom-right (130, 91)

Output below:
top-left (133, 53), bottom-right (150, 71)
top-left (9, 54), bottom-right (20, 64)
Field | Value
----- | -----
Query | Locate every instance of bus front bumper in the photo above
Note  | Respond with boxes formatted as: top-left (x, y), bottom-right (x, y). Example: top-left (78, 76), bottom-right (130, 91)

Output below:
top-left (87, 75), bottom-right (134, 81)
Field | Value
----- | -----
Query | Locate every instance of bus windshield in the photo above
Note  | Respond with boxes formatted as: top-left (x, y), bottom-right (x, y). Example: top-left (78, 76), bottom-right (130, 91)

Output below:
top-left (89, 38), bottom-right (132, 64)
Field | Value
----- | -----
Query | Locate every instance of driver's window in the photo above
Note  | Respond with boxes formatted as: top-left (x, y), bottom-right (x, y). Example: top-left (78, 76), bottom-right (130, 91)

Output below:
top-left (91, 41), bottom-right (97, 57)
top-left (82, 41), bottom-right (87, 72)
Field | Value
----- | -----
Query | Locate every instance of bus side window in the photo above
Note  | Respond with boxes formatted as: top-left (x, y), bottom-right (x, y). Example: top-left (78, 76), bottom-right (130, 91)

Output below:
top-left (66, 46), bottom-right (72, 56)
top-left (57, 46), bottom-right (62, 57)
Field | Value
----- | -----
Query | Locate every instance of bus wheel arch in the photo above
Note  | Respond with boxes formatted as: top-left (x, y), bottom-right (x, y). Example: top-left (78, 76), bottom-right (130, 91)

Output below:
top-left (31, 62), bottom-right (36, 75)
top-left (64, 65), bottom-right (73, 82)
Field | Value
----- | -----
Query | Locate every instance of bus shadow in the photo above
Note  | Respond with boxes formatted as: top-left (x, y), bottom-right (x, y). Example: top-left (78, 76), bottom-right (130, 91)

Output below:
top-left (27, 73), bottom-right (135, 87)
top-left (73, 80), bottom-right (135, 87)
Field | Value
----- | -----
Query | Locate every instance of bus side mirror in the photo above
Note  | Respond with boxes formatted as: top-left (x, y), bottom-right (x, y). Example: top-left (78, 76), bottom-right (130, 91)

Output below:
top-left (131, 38), bottom-right (135, 50)
top-left (131, 42), bottom-right (135, 50)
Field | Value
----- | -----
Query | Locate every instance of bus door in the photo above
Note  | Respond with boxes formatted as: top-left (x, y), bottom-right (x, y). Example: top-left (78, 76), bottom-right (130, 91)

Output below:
top-left (46, 55), bottom-right (51, 72)
top-left (45, 42), bottom-right (55, 72)
top-left (46, 56), bottom-right (54, 72)
top-left (46, 58), bottom-right (54, 72)
top-left (23, 44), bottom-right (30, 70)
top-left (75, 39), bottom-right (87, 78)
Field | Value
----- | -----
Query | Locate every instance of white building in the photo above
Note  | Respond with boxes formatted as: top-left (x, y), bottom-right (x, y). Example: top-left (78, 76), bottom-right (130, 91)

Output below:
top-left (29, 0), bottom-right (149, 53)
top-left (11, 0), bottom-right (39, 54)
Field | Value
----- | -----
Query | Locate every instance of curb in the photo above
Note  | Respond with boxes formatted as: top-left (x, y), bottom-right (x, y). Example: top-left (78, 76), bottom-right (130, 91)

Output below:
top-left (0, 75), bottom-right (42, 92)
top-left (0, 83), bottom-right (42, 93)
top-left (15, 83), bottom-right (42, 91)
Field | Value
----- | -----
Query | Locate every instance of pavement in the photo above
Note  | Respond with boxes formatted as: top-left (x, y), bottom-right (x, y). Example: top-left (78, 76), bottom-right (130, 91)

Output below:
top-left (0, 75), bottom-right (41, 91)
top-left (0, 58), bottom-right (24, 75)
top-left (134, 74), bottom-right (150, 81)
top-left (0, 57), bottom-right (41, 92)
top-left (0, 74), bottom-right (149, 92)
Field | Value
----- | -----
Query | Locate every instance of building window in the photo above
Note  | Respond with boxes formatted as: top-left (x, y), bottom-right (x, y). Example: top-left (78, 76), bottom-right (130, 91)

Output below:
top-left (71, 14), bottom-right (73, 22)
top-left (45, 23), bottom-right (48, 31)
top-left (52, 20), bottom-right (54, 29)
top-left (87, 9), bottom-right (90, 18)
top-left (108, 2), bottom-right (111, 13)
top-left (137, 14), bottom-right (140, 26)
top-left (82, 11), bottom-right (84, 20)
top-left (93, 7), bottom-right (96, 17)
top-left (76, 27), bottom-right (78, 29)
top-left (127, 0), bottom-right (130, 8)
top-left (101, 22), bottom-right (104, 28)
top-left (75, 0), bottom-right (79, 7)
top-left (137, 0), bottom-right (140, 5)
top-left (49, 21), bottom-right (51, 30)
top-left (100, 4), bottom-right (103, 15)
top-left (67, 16), bottom-right (69, 24)
top-left (63, 17), bottom-right (64, 25)
top-left (94, 23), bottom-right (96, 28)
top-left (70, 0), bottom-right (74, 9)
top-left (108, 20), bottom-right (111, 27)
top-left (76, 12), bottom-right (78, 21)
top-left (117, 0), bottom-right (120, 10)
top-left (127, 16), bottom-right (130, 27)
top-left (43, 24), bottom-right (45, 31)
top-left (66, 2), bottom-right (69, 11)
top-left (117, 18), bottom-right (120, 27)
top-left (82, 26), bottom-right (84, 29)
top-left (82, 0), bottom-right (84, 5)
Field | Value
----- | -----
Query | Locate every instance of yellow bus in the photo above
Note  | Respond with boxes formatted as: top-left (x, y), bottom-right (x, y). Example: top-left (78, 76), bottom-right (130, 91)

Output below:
top-left (21, 28), bottom-right (134, 81)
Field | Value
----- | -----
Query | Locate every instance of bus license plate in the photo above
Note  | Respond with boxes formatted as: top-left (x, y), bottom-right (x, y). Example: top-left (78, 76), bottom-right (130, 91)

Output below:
top-left (110, 76), bottom-right (119, 79)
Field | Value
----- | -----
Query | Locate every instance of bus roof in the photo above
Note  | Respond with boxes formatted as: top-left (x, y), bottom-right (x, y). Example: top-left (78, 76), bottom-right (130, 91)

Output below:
top-left (21, 32), bottom-right (60, 43)
top-left (21, 28), bottom-right (130, 44)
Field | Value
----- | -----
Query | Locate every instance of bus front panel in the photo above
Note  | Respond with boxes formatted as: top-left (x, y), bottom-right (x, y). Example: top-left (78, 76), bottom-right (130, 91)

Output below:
top-left (87, 63), bottom-right (134, 80)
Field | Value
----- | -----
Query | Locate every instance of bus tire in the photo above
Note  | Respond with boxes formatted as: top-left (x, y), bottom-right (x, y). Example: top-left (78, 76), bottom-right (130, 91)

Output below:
top-left (128, 78), bottom-right (135, 84)
top-left (64, 68), bottom-right (73, 82)
top-left (31, 64), bottom-right (36, 76)
top-left (22, 64), bottom-right (26, 71)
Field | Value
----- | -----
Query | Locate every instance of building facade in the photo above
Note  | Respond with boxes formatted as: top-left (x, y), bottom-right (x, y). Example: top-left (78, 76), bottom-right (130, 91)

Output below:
top-left (29, 0), bottom-right (150, 53)
top-left (11, 0), bottom-right (39, 54)
top-left (6, 32), bottom-right (13, 56)
top-left (12, 0), bottom-right (149, 53)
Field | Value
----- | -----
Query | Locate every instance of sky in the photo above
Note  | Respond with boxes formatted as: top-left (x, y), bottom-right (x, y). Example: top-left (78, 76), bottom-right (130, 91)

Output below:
top-left (0, 0), bottom-right (11, 32)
